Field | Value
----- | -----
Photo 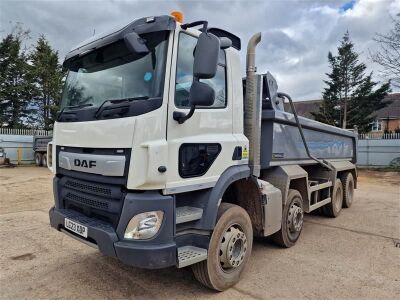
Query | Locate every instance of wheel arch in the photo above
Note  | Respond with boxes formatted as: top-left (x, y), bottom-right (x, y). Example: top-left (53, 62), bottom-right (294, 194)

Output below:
top-left (262, 165), bottom-right (310, 206)
top-left (221, 177), bottom-right (264, 236)
top-left (325, 161), bottom-right (357, 188)
top-left (175, 165), bottom-right (252, 231)
top-left (337, 168), bottom-right (357, 188)
top-left (203, 165), bottom-right (252, 230)
top-left (289, 177), bottom-right (308, 208)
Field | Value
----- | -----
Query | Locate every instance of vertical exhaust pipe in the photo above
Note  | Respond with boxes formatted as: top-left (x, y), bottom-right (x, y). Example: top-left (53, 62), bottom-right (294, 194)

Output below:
top-left (244, 32), bottom-right (262, 177)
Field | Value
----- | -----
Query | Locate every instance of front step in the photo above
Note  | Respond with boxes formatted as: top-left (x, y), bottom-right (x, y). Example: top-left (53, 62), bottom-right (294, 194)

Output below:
top-left (176, 206), bottom-right (203, 224)
top-left (177, 246), bottom-right (207, 268)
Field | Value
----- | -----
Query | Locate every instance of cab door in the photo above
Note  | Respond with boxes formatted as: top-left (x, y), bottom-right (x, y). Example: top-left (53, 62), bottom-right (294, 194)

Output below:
top-left (165, 28), bottom-right (237, 194)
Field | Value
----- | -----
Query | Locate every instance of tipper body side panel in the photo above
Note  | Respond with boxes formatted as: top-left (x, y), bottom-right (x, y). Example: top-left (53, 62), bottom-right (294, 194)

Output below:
top-left (257, 73), bottom-right (357, 169)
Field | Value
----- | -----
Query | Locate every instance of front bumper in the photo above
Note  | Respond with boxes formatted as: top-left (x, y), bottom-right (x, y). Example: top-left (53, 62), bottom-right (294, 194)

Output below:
top-left (49, 191), bottom-right (177, 269)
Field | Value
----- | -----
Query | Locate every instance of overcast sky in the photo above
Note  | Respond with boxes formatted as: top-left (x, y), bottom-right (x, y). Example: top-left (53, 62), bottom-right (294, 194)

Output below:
top-left (1, 0), bottom-right (399, 100)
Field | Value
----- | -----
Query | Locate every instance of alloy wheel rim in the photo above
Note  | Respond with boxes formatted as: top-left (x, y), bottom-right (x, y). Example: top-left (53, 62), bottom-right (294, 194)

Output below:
top-left (219, 224), bottom-right (247, 270)
top-left (287, 202), bottom-right (303, 239)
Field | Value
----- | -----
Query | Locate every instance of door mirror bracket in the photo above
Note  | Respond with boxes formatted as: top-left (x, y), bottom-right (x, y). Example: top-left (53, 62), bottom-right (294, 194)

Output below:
top-left (173, 81), bottom-right (215, 124)
top-left (173, 106), bottom-right (196, 124)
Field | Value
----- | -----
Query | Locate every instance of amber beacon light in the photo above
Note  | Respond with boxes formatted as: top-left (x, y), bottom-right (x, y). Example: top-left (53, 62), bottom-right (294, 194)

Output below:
top-left (170, 10), bottom-right (184, 23)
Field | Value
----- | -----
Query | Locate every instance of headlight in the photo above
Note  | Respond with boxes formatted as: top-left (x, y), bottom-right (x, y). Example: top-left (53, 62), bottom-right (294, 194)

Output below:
top-left (124, 211), bottom-right (164, 240)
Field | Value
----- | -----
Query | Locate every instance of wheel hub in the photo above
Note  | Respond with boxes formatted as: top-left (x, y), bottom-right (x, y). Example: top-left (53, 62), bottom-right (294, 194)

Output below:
top-left (219, 225), bottom-right (247, 269)
top-left (288, 204), bottom-right (303, 233)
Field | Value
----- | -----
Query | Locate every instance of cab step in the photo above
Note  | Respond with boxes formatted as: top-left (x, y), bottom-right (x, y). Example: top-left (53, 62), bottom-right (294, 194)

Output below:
top-left (176, 206), bottom-right (203, 224)
top-left (177, 246), bottom-right (207, 268)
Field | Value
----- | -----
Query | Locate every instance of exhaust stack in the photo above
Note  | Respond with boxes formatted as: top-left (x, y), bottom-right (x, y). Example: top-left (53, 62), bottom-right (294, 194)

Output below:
top-left (244, 32), bottom-right (262, 177)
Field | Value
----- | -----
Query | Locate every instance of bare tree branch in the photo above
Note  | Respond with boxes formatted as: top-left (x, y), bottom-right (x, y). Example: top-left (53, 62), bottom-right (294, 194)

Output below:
top-left (371, 16), bottom-right (400, 86)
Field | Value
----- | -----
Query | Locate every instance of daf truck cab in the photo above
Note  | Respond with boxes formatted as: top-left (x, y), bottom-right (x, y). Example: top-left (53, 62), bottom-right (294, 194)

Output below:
top-left (49, 13), bottom-right (357, 291)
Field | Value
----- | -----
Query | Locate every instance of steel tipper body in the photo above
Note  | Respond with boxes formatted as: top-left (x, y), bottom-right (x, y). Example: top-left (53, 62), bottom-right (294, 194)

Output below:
top-left (33, 135), bottom-right (52, 166)
top-left (49, 13), bottom-right (357, 291)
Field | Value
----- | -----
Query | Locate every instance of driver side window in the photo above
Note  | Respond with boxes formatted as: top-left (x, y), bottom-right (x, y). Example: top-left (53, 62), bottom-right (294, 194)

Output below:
top-left (175, 33), bottom-right (226, 108)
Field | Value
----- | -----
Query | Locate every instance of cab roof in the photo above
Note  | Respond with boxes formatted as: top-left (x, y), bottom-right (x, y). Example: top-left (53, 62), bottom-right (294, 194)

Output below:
top-left (64, 15), bottom-right (176, 65)
top-left (63, 15), bottom-right (242, 66)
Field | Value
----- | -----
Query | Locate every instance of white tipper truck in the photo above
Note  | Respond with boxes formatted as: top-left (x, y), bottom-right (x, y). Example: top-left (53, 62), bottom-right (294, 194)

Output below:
top-left (48, 13), bottom-right (358, 291)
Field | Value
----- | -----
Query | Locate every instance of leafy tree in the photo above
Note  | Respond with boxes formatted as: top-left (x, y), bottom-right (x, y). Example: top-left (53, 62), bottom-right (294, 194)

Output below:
top-left (30, 35), bottom-right (65, 130)
top-left (0, 25), bottom-right (35, 128)
top-left (372, 15), bottom-right (400, 88)
top-left (312, 32), bottom-right (391, 132)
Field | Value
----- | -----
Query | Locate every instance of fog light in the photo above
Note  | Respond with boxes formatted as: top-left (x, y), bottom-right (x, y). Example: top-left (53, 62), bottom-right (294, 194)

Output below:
top-left (124, 211), bottom-right (164, 240)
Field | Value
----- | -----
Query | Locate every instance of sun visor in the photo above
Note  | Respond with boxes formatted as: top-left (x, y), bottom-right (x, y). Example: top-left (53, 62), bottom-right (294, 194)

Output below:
top-left (63, 15), bottom-right (175, 68)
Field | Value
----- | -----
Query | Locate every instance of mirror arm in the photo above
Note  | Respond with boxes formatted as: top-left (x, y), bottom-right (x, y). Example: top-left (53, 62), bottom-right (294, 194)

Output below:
top-left (173, 105), bottom-right (196, 124)
top-left (181, 20), bottom-right (208, 32)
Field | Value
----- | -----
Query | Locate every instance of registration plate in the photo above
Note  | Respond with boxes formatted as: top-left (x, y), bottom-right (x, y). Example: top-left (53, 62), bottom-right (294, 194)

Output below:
top-left (64, 218), bottom-right (88, 238)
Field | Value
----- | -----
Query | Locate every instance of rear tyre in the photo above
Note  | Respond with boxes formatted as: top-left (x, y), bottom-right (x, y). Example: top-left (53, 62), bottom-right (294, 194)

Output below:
top-left (322, 179), bottom-right (343, 217)
top-left (271, 189), bottom-right (304, 248)
top-left (42, 153), bottom-right (47, 167)
top-left (35, 152), bottom-right (42, 166)
top-left (341, 172), bottom-right (354, 208)
top-left (192, 203), bottom-right (253, 291)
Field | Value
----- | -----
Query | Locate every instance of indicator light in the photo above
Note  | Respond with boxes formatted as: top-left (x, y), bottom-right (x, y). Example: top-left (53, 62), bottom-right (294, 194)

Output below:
top-left (170, 10), bottom-right (184, 23)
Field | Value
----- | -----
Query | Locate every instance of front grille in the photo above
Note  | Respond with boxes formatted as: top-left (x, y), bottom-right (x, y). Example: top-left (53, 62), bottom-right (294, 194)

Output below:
top-left (65, 192), bottom-right (109, 210)
top-left (65, 179), bottom-right (112, 197)
top-left (58, 176), bottom-right (125, 228)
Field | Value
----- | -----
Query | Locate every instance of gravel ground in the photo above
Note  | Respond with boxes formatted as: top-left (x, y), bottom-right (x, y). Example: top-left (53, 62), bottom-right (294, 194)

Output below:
top-left (0, 167), bottom-right (399, 300)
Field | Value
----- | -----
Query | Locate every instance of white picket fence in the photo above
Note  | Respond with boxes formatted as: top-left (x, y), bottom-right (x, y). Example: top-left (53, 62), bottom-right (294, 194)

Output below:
top-left (358, 132), bottom-right (400, 140)
top-left (0, 128), bottom-right (52, 136)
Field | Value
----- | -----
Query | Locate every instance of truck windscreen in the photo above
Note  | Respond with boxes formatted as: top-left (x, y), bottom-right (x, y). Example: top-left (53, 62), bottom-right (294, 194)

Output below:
top-left (61, 31), bottom-right (169, 109)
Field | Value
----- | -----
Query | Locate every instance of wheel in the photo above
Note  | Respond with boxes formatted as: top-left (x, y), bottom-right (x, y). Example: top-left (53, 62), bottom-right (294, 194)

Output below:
top-left (42, 153), bottom-right (47, 167)
top-left (192, 203), bottom-right (253, 291)
top-left (271, 189), bottom-right (304, 248)
top-left (341, 172), bottom-right (354, 208)
top-left (35, 153), bottom-right (43, 166)
top-left (322, 179), bottom-right (343, 217)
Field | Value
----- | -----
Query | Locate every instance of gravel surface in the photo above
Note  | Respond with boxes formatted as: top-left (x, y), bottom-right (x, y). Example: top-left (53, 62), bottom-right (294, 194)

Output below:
top-left (0, 167), bottom-right (399, 299)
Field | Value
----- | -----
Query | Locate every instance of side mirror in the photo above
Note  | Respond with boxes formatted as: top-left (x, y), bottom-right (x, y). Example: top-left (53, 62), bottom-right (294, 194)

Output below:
top-left (193, 32), bottom-right (220, 79)
top-left (124, 32), bottom-right (149, 54)
top-left (173, 81), bottom-right (215, 124)
top-left (189, 81), bottom-right (215, 106)
top-left (173, 31), bottom-right (220, 124)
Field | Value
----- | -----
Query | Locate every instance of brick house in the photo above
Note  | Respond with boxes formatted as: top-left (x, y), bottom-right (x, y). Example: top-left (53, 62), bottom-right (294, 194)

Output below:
top-left (288, 93), bottom-right (400, 133)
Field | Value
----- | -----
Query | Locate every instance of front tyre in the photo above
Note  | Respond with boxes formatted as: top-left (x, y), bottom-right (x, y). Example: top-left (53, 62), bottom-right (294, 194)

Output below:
top-left (271, 189), bottom-right (304, 248)
top-left (192, 203), bottom-right (253, 291)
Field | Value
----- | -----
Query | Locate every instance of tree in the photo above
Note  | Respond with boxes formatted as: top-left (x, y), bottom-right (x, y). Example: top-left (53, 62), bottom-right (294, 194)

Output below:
top-left (372, 15), bottom-right (400, 87)
top-left (312, 32), bottom-right (391, 132)
top-left (0, 25), bottom-right (35, 128)
top-left (30, 35), bottom-right (65, 130)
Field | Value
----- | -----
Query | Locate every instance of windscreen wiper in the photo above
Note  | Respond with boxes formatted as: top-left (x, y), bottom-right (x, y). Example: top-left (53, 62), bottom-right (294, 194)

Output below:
top-left (95, 96), bottom-right (149, 119)
top-left (57, 103), bottom-right (93, 121)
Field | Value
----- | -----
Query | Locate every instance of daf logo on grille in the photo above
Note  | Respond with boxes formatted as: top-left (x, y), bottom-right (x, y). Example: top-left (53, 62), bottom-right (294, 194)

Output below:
top-left (74, 159), bottom-right (96, 168)
top-left (59, 151), bottom-right (125, 176)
